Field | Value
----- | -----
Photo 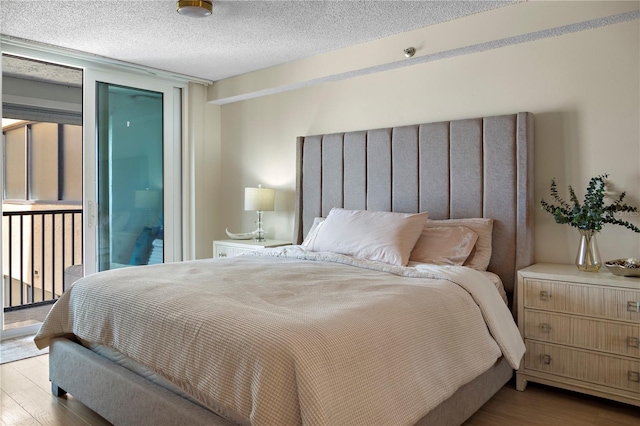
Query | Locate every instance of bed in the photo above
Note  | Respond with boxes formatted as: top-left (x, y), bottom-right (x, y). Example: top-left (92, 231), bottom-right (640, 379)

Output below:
top-left (35, 111), bottom-right (534, 426)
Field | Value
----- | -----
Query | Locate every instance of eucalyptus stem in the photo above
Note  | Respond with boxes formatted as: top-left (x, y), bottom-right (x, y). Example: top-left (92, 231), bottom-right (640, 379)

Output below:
top-left (540, 174), bottom-right (640, 233)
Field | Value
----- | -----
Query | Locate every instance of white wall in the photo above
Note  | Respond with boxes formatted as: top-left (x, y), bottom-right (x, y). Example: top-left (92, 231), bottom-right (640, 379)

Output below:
top-left (188, 83), bottom-right (221, 259)
top-left (208, 1), bottom-right (640, 264)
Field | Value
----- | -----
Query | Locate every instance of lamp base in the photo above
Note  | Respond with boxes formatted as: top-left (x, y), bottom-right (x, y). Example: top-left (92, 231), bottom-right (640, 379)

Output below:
top-left (253, 210), bottom-right (266, 242)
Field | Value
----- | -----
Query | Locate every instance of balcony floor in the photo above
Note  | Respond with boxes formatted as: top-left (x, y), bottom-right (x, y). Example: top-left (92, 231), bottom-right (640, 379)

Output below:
top-left (4, 304), bottom-right (52, 329)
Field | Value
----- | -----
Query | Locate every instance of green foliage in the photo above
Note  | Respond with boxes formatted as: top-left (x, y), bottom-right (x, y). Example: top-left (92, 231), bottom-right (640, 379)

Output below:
top-left (540, 174), bottom-right (640, 233)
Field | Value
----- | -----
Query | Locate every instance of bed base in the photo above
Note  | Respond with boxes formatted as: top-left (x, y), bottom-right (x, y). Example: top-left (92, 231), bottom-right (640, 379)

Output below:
top-left (49, 337), bottom-right (235, 426)
top-left (49, 337), bottom-right (512, 426)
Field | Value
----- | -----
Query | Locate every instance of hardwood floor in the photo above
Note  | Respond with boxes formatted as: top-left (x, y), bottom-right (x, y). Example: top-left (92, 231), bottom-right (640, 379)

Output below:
top-left (1, 354), bottom-right (638, 425)
top-left (464, 381), bottom-right (639, 426)
top-left (1, 355), bottom-right (110, 426)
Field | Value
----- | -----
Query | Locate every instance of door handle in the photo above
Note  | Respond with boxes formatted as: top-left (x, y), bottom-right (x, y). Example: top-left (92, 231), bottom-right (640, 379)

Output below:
top-left (87, 201), bottom-right (97, 228)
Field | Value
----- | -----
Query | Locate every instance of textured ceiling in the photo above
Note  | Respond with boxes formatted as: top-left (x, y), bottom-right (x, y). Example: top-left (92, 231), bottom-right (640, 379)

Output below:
top-left (1, 1), bottom-right (518, 82)
top-left (3, 54), bottom-right (83, 86)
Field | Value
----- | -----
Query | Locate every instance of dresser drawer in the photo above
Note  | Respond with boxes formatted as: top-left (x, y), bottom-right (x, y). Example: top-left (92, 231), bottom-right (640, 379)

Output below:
top-left (524, 310), bottom-right (640, 358)
top-left (525, 341), bottom-right (640, 393)
top-left (213, 240), bottom-right (291, 258)
top-left (214, 245), bottom-right (257, 258)
top-left (523, 278), bottom-right (640, 322)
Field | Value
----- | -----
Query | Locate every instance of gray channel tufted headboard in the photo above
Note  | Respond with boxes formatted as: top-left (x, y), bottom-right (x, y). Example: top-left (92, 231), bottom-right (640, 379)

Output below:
top-left (293, 112), bottom-right (534, 295)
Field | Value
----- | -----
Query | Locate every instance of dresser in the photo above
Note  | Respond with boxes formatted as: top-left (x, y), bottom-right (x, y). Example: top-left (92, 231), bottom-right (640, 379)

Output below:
top-left (213, 239), bottom-right (291, 258)
top-left (516, 263), bottom-right (640, 406)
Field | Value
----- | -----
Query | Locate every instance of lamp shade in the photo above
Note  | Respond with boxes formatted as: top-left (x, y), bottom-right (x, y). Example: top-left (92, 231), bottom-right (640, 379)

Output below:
top-left (244, 186), bottom-right (275, 211)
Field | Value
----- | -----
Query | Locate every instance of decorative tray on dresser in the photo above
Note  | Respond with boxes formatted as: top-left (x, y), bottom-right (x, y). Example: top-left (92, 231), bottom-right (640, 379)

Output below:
top-left (516, 263), bottom-right (639, 406)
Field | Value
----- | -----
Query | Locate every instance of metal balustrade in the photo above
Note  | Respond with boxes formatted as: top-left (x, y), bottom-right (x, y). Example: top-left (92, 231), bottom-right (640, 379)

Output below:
top-left (3, 209), bottom-right (82, 313)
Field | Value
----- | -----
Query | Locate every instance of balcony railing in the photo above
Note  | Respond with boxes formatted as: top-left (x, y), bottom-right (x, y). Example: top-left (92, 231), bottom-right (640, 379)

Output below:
top-left (3, 209), bottom-right (82, 312)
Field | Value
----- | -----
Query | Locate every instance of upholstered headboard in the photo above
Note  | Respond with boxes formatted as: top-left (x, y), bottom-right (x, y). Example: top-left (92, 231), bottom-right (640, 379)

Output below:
top-left (293, 112), bottom-right (534, 294)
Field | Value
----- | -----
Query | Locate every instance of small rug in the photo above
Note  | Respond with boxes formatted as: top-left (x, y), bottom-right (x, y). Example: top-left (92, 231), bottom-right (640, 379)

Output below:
top-left (0, 334), bottom-right (48, 364)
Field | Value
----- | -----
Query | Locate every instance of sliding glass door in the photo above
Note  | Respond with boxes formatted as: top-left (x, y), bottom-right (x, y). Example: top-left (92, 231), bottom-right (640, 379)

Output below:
top-left (96, 83), bottom-right (164, 271)
top-left (1, 55), bottom-right (83, 338)
top-left (84, 71), bottom-right (182, 276)
top-left (0, 42), bottom-right (185, 339)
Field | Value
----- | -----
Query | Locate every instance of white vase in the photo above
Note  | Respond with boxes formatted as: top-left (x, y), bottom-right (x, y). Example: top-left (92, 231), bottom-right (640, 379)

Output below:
top-left (576, 229), bottom-right (602, 272)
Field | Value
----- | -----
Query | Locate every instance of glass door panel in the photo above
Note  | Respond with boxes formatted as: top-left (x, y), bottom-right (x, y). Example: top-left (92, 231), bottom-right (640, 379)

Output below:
top-left (96, 83), bottom-right (163, 271)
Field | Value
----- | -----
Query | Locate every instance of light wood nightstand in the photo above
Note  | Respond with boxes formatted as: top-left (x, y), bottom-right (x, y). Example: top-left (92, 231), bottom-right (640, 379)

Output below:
top-left (516, 263), bottom-right (640, 406)
top-left (212, 239), bottom-right (291, 258)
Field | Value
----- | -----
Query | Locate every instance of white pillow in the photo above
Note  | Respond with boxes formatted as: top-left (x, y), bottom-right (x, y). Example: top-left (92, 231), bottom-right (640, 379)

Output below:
top-left (307, 208), bottom-right (429, 266)
top-left (410, 226), bottom-right (478, 266)
top-left (425, 218), bottom-right (494, 271)
top-left (301, 217), bottom-right (325, 247)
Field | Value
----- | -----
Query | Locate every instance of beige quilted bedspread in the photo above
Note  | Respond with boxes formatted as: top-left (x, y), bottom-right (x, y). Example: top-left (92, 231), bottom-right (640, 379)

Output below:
top-left (35, 247), bottom-right (524, 426)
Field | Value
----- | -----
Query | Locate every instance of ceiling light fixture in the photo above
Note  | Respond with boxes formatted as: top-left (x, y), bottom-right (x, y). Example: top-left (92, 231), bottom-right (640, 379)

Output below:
top-left (176, 0), bottom-right (213, 18)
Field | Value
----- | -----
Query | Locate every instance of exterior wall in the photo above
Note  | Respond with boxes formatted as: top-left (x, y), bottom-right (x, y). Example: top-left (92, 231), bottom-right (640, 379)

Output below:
top-left (212, 2), bottom-right (640, 264)
top-left (2, 122), bottom-right (82, 202)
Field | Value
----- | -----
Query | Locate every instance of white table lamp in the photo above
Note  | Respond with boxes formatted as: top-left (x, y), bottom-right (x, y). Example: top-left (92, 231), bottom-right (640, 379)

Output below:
top-left (244, 185), bottom-right (275, 241)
